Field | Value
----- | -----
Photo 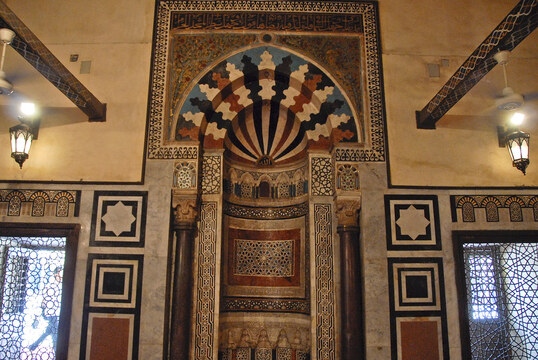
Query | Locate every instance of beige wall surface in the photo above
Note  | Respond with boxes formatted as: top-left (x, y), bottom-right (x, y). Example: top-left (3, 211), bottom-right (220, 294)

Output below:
top-left (0, 0), bottom-right (153, 182)
top-left (380, 0), bottom-right (538, 187)
top-left (1, 0), bottom-right (536, 186)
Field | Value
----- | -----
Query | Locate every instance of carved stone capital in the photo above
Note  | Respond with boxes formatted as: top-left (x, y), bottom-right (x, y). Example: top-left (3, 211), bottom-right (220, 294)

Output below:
top-left (172, 190), bottom-right (198, 226)
top-left (335, 199), bottom-right (361, 227)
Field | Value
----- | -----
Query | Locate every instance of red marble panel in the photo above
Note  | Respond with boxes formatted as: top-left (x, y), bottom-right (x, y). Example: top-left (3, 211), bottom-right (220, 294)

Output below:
top-left (400, 320), bottom-right (439, 360)
top-left (89, 316), bottom-right (131, 360)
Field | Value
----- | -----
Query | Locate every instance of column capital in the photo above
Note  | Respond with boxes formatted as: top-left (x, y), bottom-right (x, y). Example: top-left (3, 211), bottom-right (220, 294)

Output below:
top-left (335, 198), bottom-right (361, 227)
top-left (172, 190), bottom-right (198, 227)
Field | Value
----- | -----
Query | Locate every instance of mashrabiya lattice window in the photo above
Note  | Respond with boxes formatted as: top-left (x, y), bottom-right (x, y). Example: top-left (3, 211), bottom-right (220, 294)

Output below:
top-left (462, 242), bottom-right (538, 359)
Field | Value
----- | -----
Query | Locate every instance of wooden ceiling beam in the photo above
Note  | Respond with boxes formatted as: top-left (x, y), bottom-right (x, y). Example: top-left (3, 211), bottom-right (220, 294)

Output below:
top-left (0, 0), bottom-right (106, 121)
top-left (416, 0), bottom-right (537, 129)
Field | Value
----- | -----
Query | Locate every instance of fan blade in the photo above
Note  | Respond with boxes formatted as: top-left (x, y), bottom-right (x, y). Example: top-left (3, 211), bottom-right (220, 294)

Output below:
top-left (523, 92), bottom-right (538, 102)
top-left (7, 71), bottom-right (37, 83)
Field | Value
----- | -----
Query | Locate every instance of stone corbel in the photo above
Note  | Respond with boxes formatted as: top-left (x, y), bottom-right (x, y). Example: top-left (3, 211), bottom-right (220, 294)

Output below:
top-left (335, 197), bottom-right (361, 228)
top-left (172, 190), bottom-right (199, 228)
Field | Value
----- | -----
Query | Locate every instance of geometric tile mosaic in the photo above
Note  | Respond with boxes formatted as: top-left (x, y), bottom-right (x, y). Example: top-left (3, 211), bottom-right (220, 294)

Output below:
top-left (90, 191), bottom-right (147, 247)
top-left (336, 162), bottom-right (360, 192)
top-left (174, 160), bottom-right (197, 189)
top-left (228, 228), bottom-right (300, 287)
top-left (311, 157), bottom-right (333, 196)
top-left (234, 239), bottom-right (295, 277)
top-left (385, 195), bottom-right (441, 251)
top-left (201, 155), bottom-right (222, 195)
top-left (221, 216), bottom-right (308, 313)
top-left (451, 194), bottom-right (538, 223)
top-left (313, 203), bottom-right (336, 360)
top-left (194, 202), bottom-right (218, 359)
top-left (0, 189), bottom-right (80, 217)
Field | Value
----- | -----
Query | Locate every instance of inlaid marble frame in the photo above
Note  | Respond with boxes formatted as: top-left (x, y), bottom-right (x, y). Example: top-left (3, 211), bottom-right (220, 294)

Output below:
top-left (385, 195), bottom-right (441, 251)
top-left (222, 215), bottom-right (307, 300)
top-left (81, 254), bottom-right (143, 360)
top-left (389, 261), bottom-right (441, 312)
top-left (388, 258), bottom-right (449, 360)
top-left (90, 191), bottom-right (147, 247)
top-left (84, 254), bottom-right (144, 309)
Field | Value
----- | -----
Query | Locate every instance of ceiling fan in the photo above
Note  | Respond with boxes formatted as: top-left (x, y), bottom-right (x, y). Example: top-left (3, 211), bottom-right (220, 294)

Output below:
top-left (0, 28), bottom-right (15, 95)
top-left (493, 50), bottom-right (525, 111)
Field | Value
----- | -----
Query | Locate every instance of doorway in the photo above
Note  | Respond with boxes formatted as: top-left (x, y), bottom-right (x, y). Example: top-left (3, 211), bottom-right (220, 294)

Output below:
top-left (0, 223), bottom-right (79, 360)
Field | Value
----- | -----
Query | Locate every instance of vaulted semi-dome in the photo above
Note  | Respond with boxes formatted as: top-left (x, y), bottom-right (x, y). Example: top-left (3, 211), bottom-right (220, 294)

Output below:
top-left (174, 46), bottom-right (360, 166)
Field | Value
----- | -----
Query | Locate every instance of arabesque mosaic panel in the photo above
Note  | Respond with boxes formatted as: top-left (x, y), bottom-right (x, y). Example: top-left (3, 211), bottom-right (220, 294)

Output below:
top-left (148, 1), bottom-right (385, 161)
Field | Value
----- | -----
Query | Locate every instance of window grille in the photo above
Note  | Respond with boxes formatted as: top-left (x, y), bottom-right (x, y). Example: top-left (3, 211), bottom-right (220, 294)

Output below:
top-left (0, 236), bottom-right (66, 360)
top-left (462, 242), bottom-right (538, 359)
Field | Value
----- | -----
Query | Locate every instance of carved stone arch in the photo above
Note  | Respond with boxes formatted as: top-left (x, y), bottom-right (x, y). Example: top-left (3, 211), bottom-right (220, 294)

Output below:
top-left (52, 191), bottom-right (75, 203)
top-left (292, 169), bottom-right (306, 196)
top-left (293, 169), bottom-right (304, 183)
top-left (228, 168), bottom-right (238, 183)
top-left (29, 191), bottom-right (51, 202)
top-left (182, 33), bottom-right (364, 360)
top-left (504, 196), bottom-right (525, 222)
top-left (480, 196), bottom-right (501, 207)
top-left (275, 173), bottom-right (291, 199)
top-left (224, 168), bottom-right (239, 194)
top-left (504, 196), bottom-right (525, 207)
top-left (529, 197), bottom-right (538, 221)
top-left (257, 174), bottom-right (273, 198)
top-left (5, 190), bottom-right (26, 202)
top-left (277, 173), bottom-right (290, 183)
top-left (258, 174), bottom-right (273, 186)
top-left (174, 45), bottom-right (362, 168)
top-left (457, 196), bottom-right (478, 208)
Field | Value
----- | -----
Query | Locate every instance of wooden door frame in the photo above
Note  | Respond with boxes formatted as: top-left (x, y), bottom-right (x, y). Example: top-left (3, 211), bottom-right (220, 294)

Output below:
top-left (0, 222), bottom-right (80, 360)
top-left (452, 230), bottom-right (538, 360)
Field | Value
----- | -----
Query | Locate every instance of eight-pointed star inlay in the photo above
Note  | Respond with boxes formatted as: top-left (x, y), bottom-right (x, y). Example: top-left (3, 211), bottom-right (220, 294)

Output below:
top-left (102, 201), bottom-right (136, 236)
top-left (396, 205), bottom-right (430, 240)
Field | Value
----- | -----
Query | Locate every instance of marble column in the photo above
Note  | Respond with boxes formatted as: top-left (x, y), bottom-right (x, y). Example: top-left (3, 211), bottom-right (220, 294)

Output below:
top-left (170, 195), bottom-right (198, 360)
top-left (336, 200), bottom-right (364, 360)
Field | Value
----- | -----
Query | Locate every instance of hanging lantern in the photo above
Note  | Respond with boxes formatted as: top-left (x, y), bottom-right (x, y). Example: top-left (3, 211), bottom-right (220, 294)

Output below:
top-left (9, 122), bottom-right (33, 168)
top-left (505, 130), bottom-right (530, 175)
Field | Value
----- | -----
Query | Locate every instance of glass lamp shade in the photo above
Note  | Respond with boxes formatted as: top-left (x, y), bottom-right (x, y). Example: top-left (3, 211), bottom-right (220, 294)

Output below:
top-left (505, 130), bottom-right (530, 175)
top-left (9, 123), bottom-right (33, 168)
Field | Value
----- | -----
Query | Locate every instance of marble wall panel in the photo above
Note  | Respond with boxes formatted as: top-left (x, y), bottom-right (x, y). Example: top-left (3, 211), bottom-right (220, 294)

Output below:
top-left (385, 195), bottom-right (441, 251)
top-left (80, 254), bottom-right (143, 360)
top-left (89, 191), bottom-right (147, 247)
top-left (387, 258), bottom-right (449, 360)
